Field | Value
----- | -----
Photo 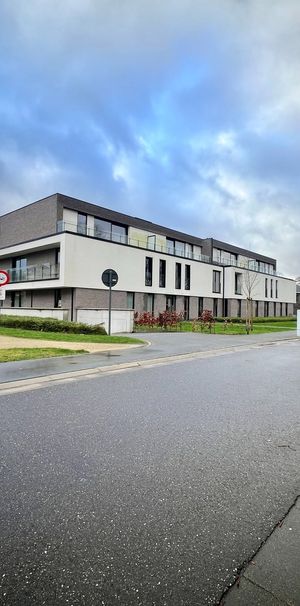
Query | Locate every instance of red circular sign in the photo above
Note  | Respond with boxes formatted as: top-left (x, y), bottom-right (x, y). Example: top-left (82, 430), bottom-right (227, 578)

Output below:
top-left (0, 269), bottom-right (10, 286)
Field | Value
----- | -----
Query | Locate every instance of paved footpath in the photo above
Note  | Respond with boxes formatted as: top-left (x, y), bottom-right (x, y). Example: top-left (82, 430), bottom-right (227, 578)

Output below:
top-left (0, 330), bottom-right (297, 384)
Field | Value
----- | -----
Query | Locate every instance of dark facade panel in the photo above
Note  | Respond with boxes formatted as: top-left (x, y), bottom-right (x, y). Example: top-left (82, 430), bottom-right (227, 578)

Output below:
top-left (56, 193), bottom-right (206, 248)
top-left (0, 194), bottom-right (59, 248)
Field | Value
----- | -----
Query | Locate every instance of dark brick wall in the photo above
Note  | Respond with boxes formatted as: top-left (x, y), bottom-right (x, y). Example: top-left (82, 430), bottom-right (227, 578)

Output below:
top-left (0, 195), bottom-right (58, 248)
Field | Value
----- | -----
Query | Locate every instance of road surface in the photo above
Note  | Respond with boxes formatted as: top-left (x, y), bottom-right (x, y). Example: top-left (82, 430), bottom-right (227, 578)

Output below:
top-left (1, 339), bottom-right (300, 604)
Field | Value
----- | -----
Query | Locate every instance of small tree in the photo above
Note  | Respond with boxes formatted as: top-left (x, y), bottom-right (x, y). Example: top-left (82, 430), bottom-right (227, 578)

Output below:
top-left (242, 270), bottom-right (259, 334)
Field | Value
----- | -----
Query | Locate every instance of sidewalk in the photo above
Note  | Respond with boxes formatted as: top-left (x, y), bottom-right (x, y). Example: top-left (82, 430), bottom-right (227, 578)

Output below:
top-left (222, 497), bottom-right (300, 605)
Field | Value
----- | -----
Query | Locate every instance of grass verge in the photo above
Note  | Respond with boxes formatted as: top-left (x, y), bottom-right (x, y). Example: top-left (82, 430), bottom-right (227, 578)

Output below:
top-left (134, 321), bottom-right (296, 335)
top-left (0, 327), bottom-right (145, 344)
top-left (0, 348), bottom-right (87, 363)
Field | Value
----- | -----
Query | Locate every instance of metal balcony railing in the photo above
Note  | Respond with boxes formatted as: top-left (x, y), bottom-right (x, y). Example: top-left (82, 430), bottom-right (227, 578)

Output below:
top-left (56, 220), bottom-right (211, 263)
top-left (8, 264), bottom-right (60, 283)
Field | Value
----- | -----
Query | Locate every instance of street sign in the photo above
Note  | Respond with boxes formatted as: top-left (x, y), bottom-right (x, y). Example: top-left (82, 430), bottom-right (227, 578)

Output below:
top-left (0, 269), bottom-right (10, 287)
top-left (0, 288), bottom-right (6, 301)
top-left (101, 269), bottom-right (119, 336)
top-left (102, 269), bottom-right (118, 288)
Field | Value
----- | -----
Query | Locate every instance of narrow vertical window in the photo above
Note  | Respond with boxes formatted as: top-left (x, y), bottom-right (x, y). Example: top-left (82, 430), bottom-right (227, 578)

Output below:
top-left (213, 270), bottom-right (221, 293)
top-left (127, 292), bottom-right (135, 309)
top-left (175, 263), bottom-right (181, 289)
top-left (185, 265), bottom-right (191, 290)
top-left (235, 273), bottom-right (242, 295)
top-left (198, 297), bottom-right (203, 317)
top-left (270, 279), bottom-right (273, 298)
top-left (159, 260), bottom-right (166, 288)
top-left (145, 257), bottom-right (153, 286)
top-left (77, 213), bottom-right (87, 235)
top-left (54, 289), bottom-right (62, 308)
top-left (276, 280), bottom-right (278, 298)
top-left (265, 278), bottom-right (268, 297)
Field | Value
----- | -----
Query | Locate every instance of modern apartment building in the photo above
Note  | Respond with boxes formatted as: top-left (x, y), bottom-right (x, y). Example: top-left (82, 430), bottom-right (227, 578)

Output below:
top-left (0, 193), bottom-right (296, 322)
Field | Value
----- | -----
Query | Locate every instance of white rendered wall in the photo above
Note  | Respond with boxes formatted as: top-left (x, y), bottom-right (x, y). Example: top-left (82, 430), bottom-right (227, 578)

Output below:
top-left (62, 233), bottom-right (222, 298)
top-left (224, 267), bottom-right (295, 303)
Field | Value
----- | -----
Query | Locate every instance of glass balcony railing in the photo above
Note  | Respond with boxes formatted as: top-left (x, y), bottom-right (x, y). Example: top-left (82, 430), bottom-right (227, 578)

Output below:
top-left (56, 221), bottom-right (211, 264)
top-left (8, 264), bottom-right (60, 283)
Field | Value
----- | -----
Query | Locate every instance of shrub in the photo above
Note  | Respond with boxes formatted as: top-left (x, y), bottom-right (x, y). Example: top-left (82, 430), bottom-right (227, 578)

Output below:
top-left (0, 315), bottom-right (107, 334)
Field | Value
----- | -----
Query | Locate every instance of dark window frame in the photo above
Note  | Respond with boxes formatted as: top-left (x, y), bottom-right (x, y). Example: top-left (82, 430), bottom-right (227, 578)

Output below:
top-left (145, 257), bottom-right (153, 286)
top-left (175, 263), bottom-right (182, 289)
top-left (159, 259), bottom-right (166, 288)
top-left (213, 270), bottom-right (221, 293)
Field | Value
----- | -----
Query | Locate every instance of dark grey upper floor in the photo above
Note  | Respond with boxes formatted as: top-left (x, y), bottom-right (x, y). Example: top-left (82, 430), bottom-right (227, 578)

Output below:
top-left (0, 192), bottom-right (277, 269)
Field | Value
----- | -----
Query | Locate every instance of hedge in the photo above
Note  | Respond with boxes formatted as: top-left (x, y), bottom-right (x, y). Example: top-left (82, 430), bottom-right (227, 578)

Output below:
top-left (0, 315), bottom-right (107, 334)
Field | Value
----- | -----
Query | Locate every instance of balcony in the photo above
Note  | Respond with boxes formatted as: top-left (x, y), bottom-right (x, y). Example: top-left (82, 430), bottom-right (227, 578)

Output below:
top-left (8, 264), bottom-right (60, 283)
top-left (56, 220), bottom-right (211, 264)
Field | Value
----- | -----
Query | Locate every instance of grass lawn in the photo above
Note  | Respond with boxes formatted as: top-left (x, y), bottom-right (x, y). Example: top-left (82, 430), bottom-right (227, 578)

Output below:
top-left (135, 320), bottom-right (296, 335)
top-left (0, 348), bottom-right (88, 363)
top-left (0, 327), bottom-right (145, 344)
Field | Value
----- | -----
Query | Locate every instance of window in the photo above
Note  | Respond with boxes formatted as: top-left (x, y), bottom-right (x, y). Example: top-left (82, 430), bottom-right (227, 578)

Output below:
top-left (265, 278), bottom-right (268, 298)
top-left (55, 249), bottom-right (60, 265)
top-left (235, 272), bottom-right (242, 295)
top-left (264, 301), bottom-right (269, 317)
top-left (111, 223), bottom-right (127, 243)
top-left (198, 297), bottom-right (203, 317)
top-left (270, 279), bottom-right (273, 298)
top-left (94, 218), bottom-right (127, 243)
top-left (213, 270), bottom-right (221, 293)
top-left (175, 263), bottom-right (181, 289)
top-left (185, 243), bottom-right (193, 259)
top-left (166, 295), bottom-right (176, 312)
top-left (127, 292), bottom-right (135, 309)
top-left (144, 294), bottom-right (154, 313)
top-left (77, 213), bottom-right (87, 235)
top-left (12, 257), bottom-right (27, 281)
top-left (174, 241), bottom-right (185, 257)
top-left (213, 299), bottom-right (218, 317)
top-left (166, 238), bottom-right (175, 254)
top-left (280, 302), bottom-right (283, 316)
top-left (95, 218), bottom-right (111, 239)
top-left (285, 303), bottom-right (288, 316)
top-left (276, 280), bottom-right (278, 298)
top-left (184, 296), bottom-right (190, 320)
top-left (159, 260), bottom-right (166, 288)
top-left (255, 301), bottom-right (259, 317)
top-left (54, 289), bottom-right (62, 308)
top-left (145, 257), bottom-right (153, 286)
top-left (185, 265), bottom-right (191, 290)
top-left (237, 299), bottom-right (242, 318)
top-left (11, 291), bottom-right (26, 308)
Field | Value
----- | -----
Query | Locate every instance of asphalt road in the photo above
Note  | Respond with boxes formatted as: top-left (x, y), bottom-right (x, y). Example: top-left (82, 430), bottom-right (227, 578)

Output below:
top-left (1, 339), bottom-right (300, 605)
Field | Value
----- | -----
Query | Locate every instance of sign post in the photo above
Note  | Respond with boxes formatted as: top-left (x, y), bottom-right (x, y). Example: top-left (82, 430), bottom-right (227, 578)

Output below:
top-left (0, 270), bottom-right (10, 304)
top-left (101, 269), bottom-right (119, 335)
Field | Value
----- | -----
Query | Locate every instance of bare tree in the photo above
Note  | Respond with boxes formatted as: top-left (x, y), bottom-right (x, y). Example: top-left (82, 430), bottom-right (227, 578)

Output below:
top-left (242, 270), bottom-right (259, 334)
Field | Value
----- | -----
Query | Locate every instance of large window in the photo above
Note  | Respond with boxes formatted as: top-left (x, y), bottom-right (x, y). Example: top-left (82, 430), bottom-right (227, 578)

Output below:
top-left (159, 260), bottom-right (166, 288)
top-left (235, 272), bottom-right (242, 295)
top-left (12, 257), bottom-right (27, 281)
top-left (212, 270), bottom-right (221, 293)
top-left (77, 213), bottom-right (87, 235)
top-left (11, 291), bottom-right (26, 308)
top-left (144, 294), bottom-right (154, 313)
top-left (54, 289), bottom-right (62, 308)
top-left (175, 263), bottom-right (181, 289)
top-left (166, 295), bottom-right (176, 312)
top-left (94, 218), bottom-right (127, 243)
top-left (145, 257), bottom-right (153, 286)
top-left (185, 265), bottom-right (191, 290)
top-left (127, 292), bottom-right (135, 309)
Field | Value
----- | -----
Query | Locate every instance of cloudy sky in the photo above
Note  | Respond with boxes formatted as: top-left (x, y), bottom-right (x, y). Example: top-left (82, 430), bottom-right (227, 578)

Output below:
top-left (0, 0), bottom-right (299, 276)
